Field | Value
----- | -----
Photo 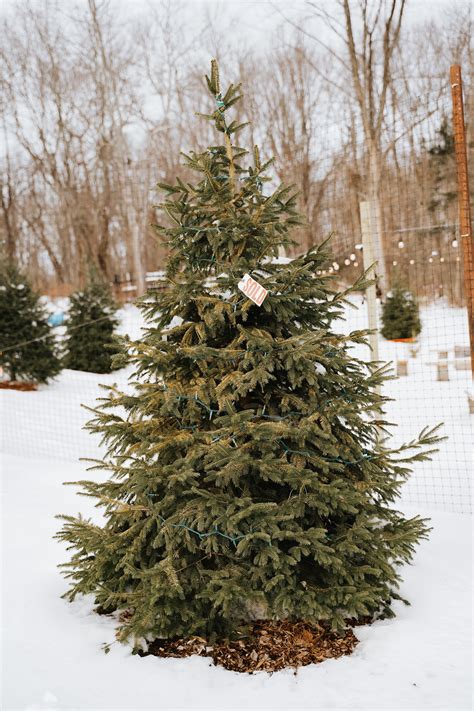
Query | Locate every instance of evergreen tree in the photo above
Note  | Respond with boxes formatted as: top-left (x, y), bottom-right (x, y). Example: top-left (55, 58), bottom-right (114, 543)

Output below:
top-left (381, 285), bottom-right (421, 340)
top-left (0, 263), bottom-right (61, 383)
top-left (57, 62), bottom-right (441, 646)
top-left (63, 273), bottom-right (120, 374)
top-left (426, 117), bottom-right (457, 215)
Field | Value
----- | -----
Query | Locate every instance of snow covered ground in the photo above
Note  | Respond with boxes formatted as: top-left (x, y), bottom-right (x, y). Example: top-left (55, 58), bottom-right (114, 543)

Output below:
top-left (1, 297), bottom-right (472, 710)
top-left (336, 297), bottom-right (473, 514)
top-left (1, 453), bottom-right (472, 711)
top-left (2, 297), bottom-right (472, 512)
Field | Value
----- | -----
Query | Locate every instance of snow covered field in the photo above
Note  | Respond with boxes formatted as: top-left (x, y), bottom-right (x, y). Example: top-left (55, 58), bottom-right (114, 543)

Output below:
top-left (3, 297), bottom-right (472, 511)
top-left (1, 298), bottom-right (472, 710)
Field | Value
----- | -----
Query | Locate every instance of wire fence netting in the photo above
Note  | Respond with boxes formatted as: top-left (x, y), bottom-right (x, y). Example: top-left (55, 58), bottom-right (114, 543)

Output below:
top-left (1, 80), bottom-right (472, 515)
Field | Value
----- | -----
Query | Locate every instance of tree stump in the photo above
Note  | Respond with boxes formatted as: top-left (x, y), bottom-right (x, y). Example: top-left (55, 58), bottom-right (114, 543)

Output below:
top-left (396, 360), bottom-right (408, 376)
top-left (468, 395), bottom-right (474, 415)
top-left (437, 362), bottom-right (449, 381)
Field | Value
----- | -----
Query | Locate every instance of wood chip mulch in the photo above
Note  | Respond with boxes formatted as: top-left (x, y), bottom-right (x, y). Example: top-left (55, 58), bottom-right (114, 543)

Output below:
top-left (0, 381), bottom-right (37, 391)
top-left (137, 620), bottom-right (361, 673)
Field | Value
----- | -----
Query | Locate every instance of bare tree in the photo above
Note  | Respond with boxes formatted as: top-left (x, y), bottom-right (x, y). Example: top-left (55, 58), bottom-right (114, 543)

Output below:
top-left (262, 39), bottom-right (330, 251)
top-left (0, 0), bottom-right (143, 287)
top-left (0, 0), bottom-right (468, 305)
top-left (279, 0), bottom-right (409, 293)
top-left (0, 112), bottom-right (19, 263)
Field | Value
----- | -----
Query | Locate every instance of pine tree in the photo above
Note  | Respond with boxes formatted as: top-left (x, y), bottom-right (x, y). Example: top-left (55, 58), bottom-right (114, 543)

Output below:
top-left (381, 285), bottom-right (421, 340)
top-left (0, 263), bottom-right (61, 383)
top-left (426, 117), bottom-right (457, 215)
top-left (63, 272), bottom-right (120, 374)
top-left (57, 62), bottom-right (441, 646)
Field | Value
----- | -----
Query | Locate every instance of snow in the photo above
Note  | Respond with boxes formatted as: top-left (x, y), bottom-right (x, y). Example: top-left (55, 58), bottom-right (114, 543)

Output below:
top-left (1, 453), bottom-right (471, 710)
top-left (2, 297), bottom-right (471, 512)
top-left (335, 296), bottom-right (472, 514)
top-left (1, 297), bottom-right (472, 710)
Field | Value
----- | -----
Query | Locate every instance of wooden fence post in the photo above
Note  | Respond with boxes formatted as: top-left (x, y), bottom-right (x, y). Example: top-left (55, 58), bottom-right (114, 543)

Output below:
top-left (360, 200), bottom-right (380, 362)
top-left (450, 65), bottom-right (474, 379)
top-left (359, 200), bottom-right (382, 400)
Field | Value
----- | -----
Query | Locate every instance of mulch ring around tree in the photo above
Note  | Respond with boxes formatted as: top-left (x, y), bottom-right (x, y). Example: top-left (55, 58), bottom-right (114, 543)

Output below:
top-left (137, 619), bottom-right (362, 673)
top-left (0, 381), bottom-right (37, 391)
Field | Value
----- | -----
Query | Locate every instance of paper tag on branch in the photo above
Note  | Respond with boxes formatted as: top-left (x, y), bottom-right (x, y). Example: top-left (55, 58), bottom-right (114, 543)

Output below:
top-left (238, 273), bottom-right (268, 306)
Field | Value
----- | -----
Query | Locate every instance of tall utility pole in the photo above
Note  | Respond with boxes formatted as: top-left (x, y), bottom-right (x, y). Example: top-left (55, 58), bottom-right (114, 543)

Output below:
top-left (450, 65), bottom-right (473, 378)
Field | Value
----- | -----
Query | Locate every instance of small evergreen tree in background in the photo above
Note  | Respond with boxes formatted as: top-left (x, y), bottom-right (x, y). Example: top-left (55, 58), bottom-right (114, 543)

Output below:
top-left (381, 285), bottom-right (421, 340)
top-left (0, 264), bottom-right (61, 383)
top-left (57, 62), bottom-right (441, 647)
top-left (63, 272), bottom-right (120, 374)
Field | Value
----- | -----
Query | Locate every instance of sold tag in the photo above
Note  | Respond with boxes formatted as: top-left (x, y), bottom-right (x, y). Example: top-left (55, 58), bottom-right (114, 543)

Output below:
top-left (238, 273), bottom-right (268, 306)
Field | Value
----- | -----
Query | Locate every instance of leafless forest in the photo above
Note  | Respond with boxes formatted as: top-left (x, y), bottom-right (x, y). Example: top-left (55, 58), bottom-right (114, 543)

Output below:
top-left (0, 0), bottom-right (472, 302)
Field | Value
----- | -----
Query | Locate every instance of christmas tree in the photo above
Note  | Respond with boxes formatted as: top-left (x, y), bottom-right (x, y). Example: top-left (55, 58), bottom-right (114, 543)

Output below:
top-left (63, 272), bottom-right (120, 374)
top-left (381, 285), bottom-right (421, 340)
top-left (0, 263), bottom-right (61, 383)
top-left (57, 62), bottom-right (440, 646)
